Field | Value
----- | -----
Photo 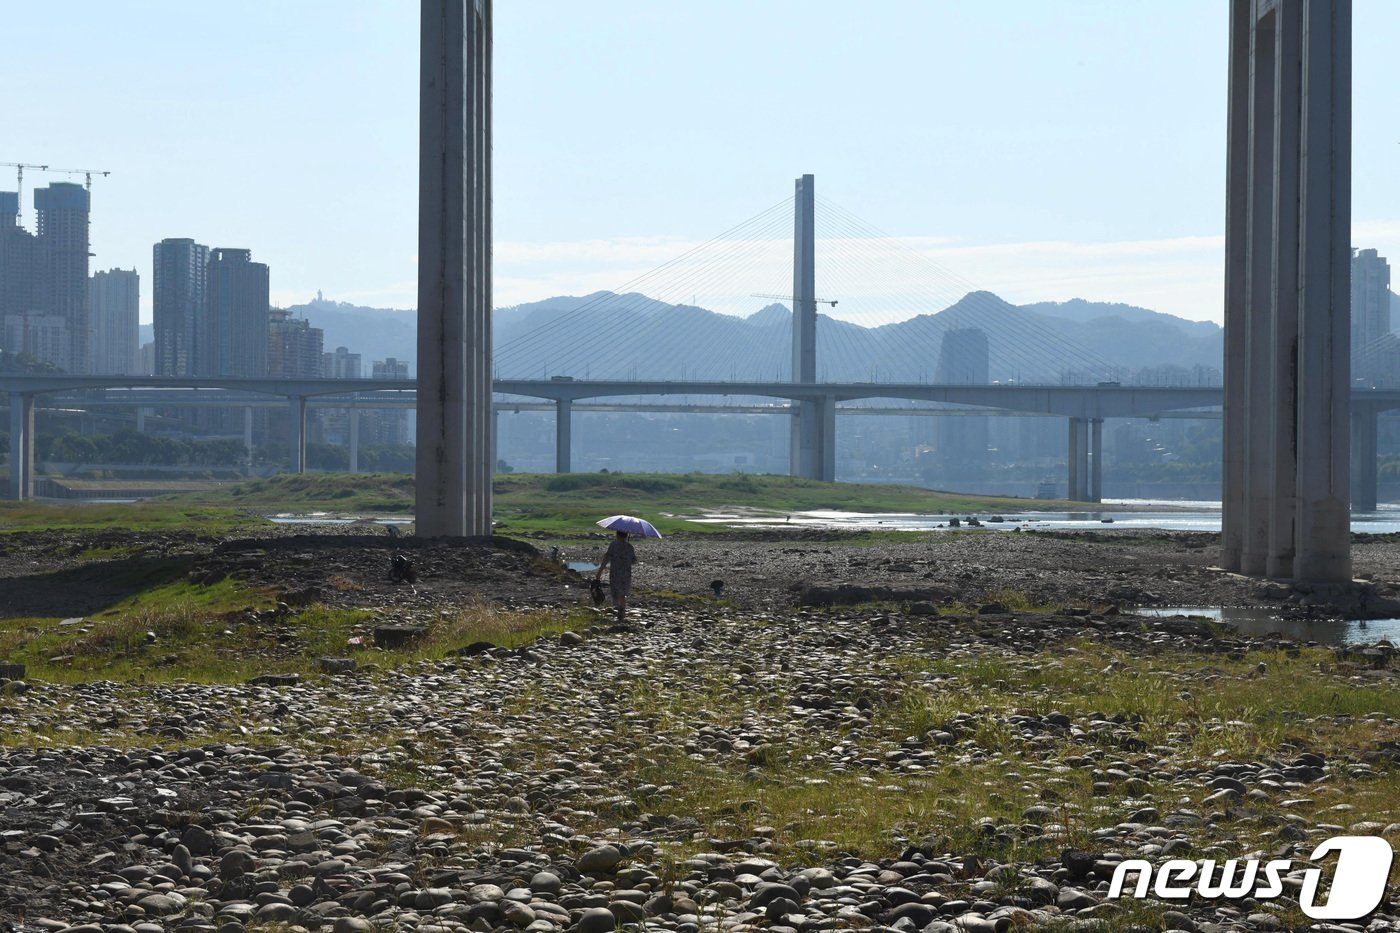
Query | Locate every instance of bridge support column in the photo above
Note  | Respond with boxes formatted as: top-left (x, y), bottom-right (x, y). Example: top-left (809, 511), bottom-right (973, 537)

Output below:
top-left (817, 395), bottom-right (836, 483)
top-left (289, 396), bottom-right (306, 474)
top-left (1351, 405), bottom-right (1378, 512)
top-left (8, 392), bottom-right (35, 501)
top-left (349, 408), bottom-right (360, 474)
top-left (415, 0), bottom-right (493, 536)
top-left (1066, 417), bottom-right (1089, 501)
top-left (555, 398), bottom-right (572, 474)
top-left (1223, 0), bottom-right (1351, 582)
top-left (244, 407), bottom-right (254, 468)
top-left (1089, 418), bottom-right (1103, 503)
top-left (135, 407), bottom-right (146, 433)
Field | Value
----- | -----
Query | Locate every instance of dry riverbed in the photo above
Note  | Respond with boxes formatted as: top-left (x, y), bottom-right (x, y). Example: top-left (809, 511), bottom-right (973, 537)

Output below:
top-left (0, 525), bottom-right (1398, 932)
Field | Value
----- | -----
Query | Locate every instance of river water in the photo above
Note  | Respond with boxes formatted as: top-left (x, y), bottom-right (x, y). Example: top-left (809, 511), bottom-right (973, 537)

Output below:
top-left (688, 501), bottom-right (1400, 535)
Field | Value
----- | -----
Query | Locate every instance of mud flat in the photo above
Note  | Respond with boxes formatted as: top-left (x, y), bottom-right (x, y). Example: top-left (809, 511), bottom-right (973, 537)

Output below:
top-left (1, 525), bottom-right (1398, 932)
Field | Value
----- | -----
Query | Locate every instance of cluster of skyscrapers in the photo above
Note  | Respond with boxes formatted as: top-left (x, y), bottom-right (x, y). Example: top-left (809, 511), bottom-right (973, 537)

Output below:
top-left (1, 182), bottom-right (412, 451)
top-left (0, 182), bottom-right (138, 375)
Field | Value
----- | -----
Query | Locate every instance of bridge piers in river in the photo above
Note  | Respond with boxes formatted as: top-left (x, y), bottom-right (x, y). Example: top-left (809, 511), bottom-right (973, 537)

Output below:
top-left (1222, 0), bottom-right (1352, 583)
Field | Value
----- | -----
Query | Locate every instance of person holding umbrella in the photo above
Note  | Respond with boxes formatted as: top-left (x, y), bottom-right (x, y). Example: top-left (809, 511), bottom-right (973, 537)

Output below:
top-left (594, 515), bottom-right (661, 622)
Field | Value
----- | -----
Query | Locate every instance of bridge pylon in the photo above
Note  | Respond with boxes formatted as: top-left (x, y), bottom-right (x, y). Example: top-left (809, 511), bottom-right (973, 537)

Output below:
top-left (789, 174), bottom-right (834, 481)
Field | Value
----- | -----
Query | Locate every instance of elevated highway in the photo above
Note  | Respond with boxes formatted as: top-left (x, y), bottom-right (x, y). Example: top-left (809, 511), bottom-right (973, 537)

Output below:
top-left (4, 375), bottom-right (1394, 507)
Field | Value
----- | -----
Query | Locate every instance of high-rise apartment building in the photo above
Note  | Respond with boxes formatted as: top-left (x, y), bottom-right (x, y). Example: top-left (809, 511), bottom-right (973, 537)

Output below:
top-left (0, 193), bottom-right (39, 325)
top-left (34, 183), bottom-right (91, 373)
top-left (934, 328), bottom-right (991, 464)
top-left (324, 345), bottom-right (361, 379)
top-left (0, 184), bottom-right (91, 372)
top-left (368, 357), bottom-right (411, 445)
top-left (267, 308), bottom-right (324, 377)
top-left (206, 248), bottom-right (269, 376)
top-left (371, 357), bottom-right (409, 380)
top-left (1352, 248), bottom-right (1391, 348)
top-left (153, 238), bottom-right (209, 376)
top-left (90, 268), bottom-right (140, 374)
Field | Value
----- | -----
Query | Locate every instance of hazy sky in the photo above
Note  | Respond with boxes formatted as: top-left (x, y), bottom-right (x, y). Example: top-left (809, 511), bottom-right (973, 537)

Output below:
top-left (9, 1), bottom-right (1400, 326)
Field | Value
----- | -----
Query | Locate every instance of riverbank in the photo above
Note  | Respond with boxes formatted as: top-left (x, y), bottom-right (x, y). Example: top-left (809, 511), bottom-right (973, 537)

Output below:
top-left (0, 524), bottom-right (1397, 930)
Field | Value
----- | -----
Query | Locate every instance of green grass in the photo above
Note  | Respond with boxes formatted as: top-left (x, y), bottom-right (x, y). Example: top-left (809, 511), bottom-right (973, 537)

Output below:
top-left (490, 472), bottom-right (1059, 534)
top-left (879, 642), bottom-right (1400, 761)
top-left (6, 471), bottom-right (1079, 536)
top-left (0, 573), bottom-right (592, 684)
top-left (205, 472), bottom-right (415, 512)
top-left (0, 501), bottom-right (260, 534)
top-left (141, 471), bottom-right (1068, 533)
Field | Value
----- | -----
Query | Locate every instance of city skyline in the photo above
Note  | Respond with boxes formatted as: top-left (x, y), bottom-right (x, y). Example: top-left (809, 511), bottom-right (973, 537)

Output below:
top-left (7, 2), bottom-right (1400, 326)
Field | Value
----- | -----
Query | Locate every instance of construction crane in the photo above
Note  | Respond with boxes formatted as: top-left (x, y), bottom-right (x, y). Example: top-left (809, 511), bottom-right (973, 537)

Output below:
top-left (751, 293), bottom-right (839, 307)
top-left (47, 167), bottom-right (111, 191)
top-left (0, 161), bottom-right (49, 226)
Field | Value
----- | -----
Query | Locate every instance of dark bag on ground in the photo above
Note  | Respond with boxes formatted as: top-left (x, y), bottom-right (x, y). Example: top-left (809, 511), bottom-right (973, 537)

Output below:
top-left (389, 550), bottom-right (418, 584)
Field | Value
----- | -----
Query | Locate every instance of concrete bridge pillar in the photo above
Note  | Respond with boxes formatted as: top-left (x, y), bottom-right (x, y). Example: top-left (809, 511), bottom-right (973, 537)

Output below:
top-left (1067, 417), bottom-right (1090, 501)
top-left (555, 398), bottom-right (572, 474)
top-left (1090, 418), bottom-right (1103, 503)
top-left (415, 0), bottom-right (493, 536)
top-left (135, 407), bottom-right (147, 433)
top-left (1222, 0), bottom-right (1351, 582)
top-left (349, 407), bottom-right (360, 474)
top-left (818, 395), bottom-right (836, 483)
top-left (1351, 405), bottom-right (1378, 512)
top-left (8, 392), bottom-right (35, 501)
top-left (289, 395), bottom-right (307, 474)
top-left (244, 407), bottom-right (254, 468)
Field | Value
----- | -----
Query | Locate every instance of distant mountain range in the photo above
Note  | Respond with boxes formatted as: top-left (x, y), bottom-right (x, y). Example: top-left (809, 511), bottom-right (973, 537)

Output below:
top-left (278, 291), bottom-right (1226, 384)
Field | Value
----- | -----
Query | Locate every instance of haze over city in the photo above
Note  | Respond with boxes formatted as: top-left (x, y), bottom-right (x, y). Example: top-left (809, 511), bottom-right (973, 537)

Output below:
top-left (8, 0), bottom-right (1400, 324)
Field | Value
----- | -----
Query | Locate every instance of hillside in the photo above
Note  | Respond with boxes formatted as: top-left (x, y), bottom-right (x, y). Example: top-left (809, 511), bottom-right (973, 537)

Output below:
top-left (283, 291), bottom-right (1224, 384)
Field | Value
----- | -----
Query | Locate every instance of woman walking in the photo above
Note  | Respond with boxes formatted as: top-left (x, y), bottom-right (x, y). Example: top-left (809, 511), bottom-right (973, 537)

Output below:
top-left (596, 530), bottom-right (637, 622)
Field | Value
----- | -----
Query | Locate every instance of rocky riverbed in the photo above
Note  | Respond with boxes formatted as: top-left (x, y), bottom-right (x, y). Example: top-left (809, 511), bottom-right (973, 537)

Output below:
top-left (1, 524), bottom-right (1399, 932)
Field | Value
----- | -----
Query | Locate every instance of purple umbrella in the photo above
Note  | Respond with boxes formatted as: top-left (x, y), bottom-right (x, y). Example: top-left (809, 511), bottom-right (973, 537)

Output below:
top-left (596, 514), bottom-right (663, 538)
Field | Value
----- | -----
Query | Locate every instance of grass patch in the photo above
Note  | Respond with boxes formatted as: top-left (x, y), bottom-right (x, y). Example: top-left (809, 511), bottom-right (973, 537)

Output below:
top-left (877, 642), bottom-right (1400, 764)
top-left (0, 576), bottom-right (591, 684)
top-left (132, 471), bottom-right (1071, 534)
top-left (0, 501), bottom-right (260, 534)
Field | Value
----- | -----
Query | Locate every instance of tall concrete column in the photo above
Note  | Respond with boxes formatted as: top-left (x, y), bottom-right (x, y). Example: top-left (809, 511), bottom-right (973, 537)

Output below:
top-left (135, 407), bottom-right (147, 433)
top-left (1220, 0), bottom-right (1251, 571)
top-left (555, 398), bottom-right (572, 474)
top-left (289, 396), bottom-right (306, 474)
top-left (789, 174), bottom-right (821, 479)
top-left (244, 407), bottom-right (254, 468)
top-left (1222, 0), bottom-right (1352, 583)
top-left (1351, 405), bottom-right (1378, 512)
top-left (817, 394), bottom-right (836, 483)
top-left (1067, 417), bottom-right (1089, 501)
top-left (1291, 0), bottom-right (1352, 582)
top-left (349, 408), bottom-right (360, 474)
top-left (416, 0), bottom-right (493, 537)
top-left (8, 393), bottom-right (35, 501)
top-left (1089, 418), bottom-right (1103, 504)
